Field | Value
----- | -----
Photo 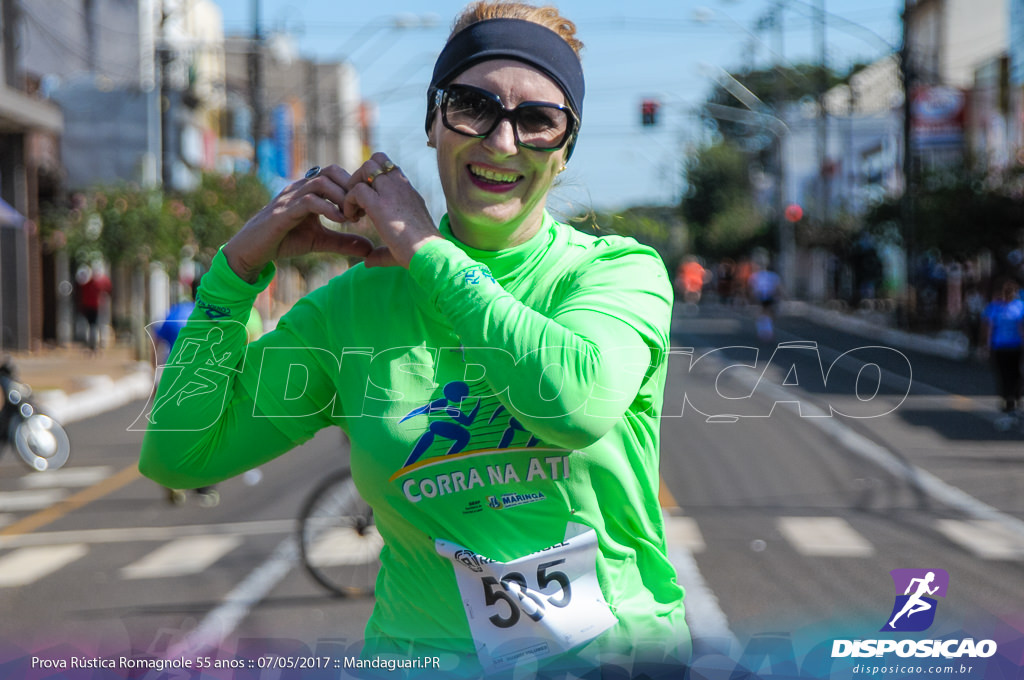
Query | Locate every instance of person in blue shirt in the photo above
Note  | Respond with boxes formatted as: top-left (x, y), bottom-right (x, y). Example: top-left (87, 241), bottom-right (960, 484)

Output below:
top-left (982, 279), bottom-right (1024, 428)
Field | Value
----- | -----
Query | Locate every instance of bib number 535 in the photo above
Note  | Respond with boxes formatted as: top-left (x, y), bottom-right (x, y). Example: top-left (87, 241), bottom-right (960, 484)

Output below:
top-left (482, 559), bottom-right (571, 628)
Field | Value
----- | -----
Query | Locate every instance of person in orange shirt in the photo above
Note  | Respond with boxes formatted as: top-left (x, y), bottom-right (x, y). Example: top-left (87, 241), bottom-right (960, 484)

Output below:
top-left (676, 255), bottom-right (706, 305)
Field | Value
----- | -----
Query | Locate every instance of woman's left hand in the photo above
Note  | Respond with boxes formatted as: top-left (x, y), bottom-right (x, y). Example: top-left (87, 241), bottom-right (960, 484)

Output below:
top-left (342, 153), bottom-right (444, 268)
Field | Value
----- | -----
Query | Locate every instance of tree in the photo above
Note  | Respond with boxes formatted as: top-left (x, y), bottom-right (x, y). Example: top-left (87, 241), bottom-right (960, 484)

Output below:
top-left (51, 184), bottom-right (175, 270)
top-left (178, 172), bottom-right (271, 268)
top-left (701, 62), bottom-right (853, 145)
top-left (43, 172), bottom-right (271, 275)
top-left (864, 168), bottom-right (1024, 269)
top-left (569, 204), bottom-right (686, 273)
top-left (681, 141), bottom-right (770, 259)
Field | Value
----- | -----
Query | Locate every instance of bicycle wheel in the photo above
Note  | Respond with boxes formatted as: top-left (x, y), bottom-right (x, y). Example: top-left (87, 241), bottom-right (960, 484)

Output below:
top-left (12, 412), bottom-right (71, 472)
top-left (298, 469), bottom-right (382, 597)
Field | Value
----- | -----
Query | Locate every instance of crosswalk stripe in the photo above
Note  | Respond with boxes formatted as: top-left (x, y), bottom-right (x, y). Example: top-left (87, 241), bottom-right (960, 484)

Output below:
top-left (0, 489), bottom-right (67, 512)
top-left (120, 535), bottom-right (243, 579)
top-left (19, 466), bottom-right (113, 489)
top-left (0, 519), bottom-right (295, 549)
top-left (936, 519), bottom-right (1024, 559)
top-left (6, 512), bottom-right (1020, 591)
top-left (664, 516), bottom-right (706, 553)
top-left (776, 517), bottom-right (874, 557)
top-left (663, 513), bottom-right (737, 654)
top-left (0, 544), bottom-right (89, 587)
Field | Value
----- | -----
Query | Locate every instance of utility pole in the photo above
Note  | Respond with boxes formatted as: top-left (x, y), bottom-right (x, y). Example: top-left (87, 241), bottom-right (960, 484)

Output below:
top-left (814, 0), bottom-right (828, 231)
top-left (159, 2), bottom-right (172, 188)
top-left (772, 2), bottom-right (795, 292)
top-left (248, 0), bottom-right (263, 173)
top-left (899, 0), bottom-right (916, 320)
top-left (306, 60), bottom-right (320, 168)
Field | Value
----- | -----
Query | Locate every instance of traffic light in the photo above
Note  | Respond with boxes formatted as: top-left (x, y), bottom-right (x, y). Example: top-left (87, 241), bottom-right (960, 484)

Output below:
top-left (784, 203), bottom-right (804, 222)
top-left (641, 99), bottom-right (660, 126)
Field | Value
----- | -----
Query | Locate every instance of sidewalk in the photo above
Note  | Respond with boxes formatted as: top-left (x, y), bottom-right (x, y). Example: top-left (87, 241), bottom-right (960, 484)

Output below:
top-left (782, 300), bottom-right (971, 361)
top-left (6, 345), bottom-right (154, 425)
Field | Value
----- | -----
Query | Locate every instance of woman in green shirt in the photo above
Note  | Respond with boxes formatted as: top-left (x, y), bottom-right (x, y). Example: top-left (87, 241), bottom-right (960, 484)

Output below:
top-left (140, 2), bottom-right (687, 676)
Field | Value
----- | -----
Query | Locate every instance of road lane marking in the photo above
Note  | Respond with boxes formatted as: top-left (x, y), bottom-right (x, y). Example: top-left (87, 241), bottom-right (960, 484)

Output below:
top-left (0, 519), bottom-right (295, 549)
top-left (169, 535), bottom-right (299, 658)
top-left (19, 466), bottom-right (113, 489)
top-left (120, 535), bottom-right (243, 579)
top-left (0, 464), bottom-right (140, 543)
top-left (0, 544), bottom-right (89, 588)
top-left (664, 515), bottom-right (737, 655)
top-left (0, 490), bottom-right (68, 512)
top-left (776, 517), bottom-right (874, 557)
top-left (665, 516), bottom-right (705, 553)
top-left (693, 347), bottom-right (1024, 545)
top-left (935, 519), bottom-right (1024, 559)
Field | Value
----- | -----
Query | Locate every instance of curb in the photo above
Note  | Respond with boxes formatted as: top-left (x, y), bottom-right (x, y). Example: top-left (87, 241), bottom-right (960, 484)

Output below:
top-left (785, 301), bottom-right (970, 361)
top-left (36, 364), bottom-right (155, 425)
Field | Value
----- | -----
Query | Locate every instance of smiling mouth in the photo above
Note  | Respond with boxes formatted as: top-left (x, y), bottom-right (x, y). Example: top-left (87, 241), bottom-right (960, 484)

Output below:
top-left (467, 165), bottom-right (522, 186)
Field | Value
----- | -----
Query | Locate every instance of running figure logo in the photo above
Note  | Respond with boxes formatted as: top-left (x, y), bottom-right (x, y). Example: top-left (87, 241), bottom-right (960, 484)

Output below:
top-left (400, 381), bottom-right (481, 467)
top-left (881, 568), bottom-right (949, 632)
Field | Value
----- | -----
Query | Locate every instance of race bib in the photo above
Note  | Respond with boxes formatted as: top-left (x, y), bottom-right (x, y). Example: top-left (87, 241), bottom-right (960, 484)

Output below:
top-left (436, 523), bottom-right (617, 673)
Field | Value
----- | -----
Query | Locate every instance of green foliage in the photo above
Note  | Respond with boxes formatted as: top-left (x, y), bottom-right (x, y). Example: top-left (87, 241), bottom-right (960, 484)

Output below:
top-left (178, 172), bottom-right (270, 266)
top-left (570, 205), bottom-right (684, 266)
top-left (41, 172), bottom-right (270, 273)
top-left (702, 62), bottom-right (849, 144)
top-left (48, 184), bottom-right (173, 268)
top-left (681, 141), bottom-right (770, 258)
top-left (864, 168), bottom-right (1024, 261)
top-left (706, 62), bottom-right (846, 110)
top-left (708, 61), bottom-right (851, 152)
top-left (704, 201), bottom-right (769, 255)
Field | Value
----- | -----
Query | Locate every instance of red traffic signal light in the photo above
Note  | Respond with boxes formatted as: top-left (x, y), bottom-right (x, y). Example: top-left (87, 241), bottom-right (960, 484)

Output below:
top-left (641, 99), bottom-right (660, 126)
top-left (784, 204), bottom-right (804, 222)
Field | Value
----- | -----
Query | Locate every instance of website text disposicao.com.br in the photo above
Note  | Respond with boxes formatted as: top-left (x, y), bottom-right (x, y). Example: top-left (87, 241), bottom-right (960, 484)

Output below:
top-left (835, 638), bottom-right (997, 677)
top-left (849, 662), bottom-right (979, 676)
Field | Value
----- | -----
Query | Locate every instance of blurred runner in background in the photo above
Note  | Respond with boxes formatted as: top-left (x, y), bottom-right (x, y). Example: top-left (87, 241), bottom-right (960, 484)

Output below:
top-left (981, 279), bottom-right (1024, 430)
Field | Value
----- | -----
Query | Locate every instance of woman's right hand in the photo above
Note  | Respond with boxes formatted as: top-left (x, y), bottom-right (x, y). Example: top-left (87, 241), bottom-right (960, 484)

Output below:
top-left (222, 165), bottom-right (375, 283)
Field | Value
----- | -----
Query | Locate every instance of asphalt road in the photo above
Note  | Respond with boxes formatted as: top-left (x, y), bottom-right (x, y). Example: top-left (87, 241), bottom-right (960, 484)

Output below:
top-left (664, 303), bottom-right (1024, 665)
top-left (0, 401), bottom-right (375, 670)
top-left (1, 301), bottom-right (1022, 677)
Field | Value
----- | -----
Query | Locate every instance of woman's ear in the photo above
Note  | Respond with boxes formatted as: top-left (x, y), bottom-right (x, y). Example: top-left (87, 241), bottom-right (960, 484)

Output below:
top-left (426, 112), bottom-right (441, 148)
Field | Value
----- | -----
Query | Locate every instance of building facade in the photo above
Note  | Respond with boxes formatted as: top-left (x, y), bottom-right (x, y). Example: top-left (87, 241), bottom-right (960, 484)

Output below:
top-left (0, 1), bottom-right (64, 351)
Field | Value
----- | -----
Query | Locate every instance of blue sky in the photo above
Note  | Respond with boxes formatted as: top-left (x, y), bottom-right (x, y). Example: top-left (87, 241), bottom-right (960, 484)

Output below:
top-left (213, 0), bottom-right (904, 217)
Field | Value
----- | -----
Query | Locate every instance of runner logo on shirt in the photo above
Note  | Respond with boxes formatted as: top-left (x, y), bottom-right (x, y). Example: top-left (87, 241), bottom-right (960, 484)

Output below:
top-left (399, 381), bottom-right (540, 469)
top-left (392, 381), bottom-right (569, 504)
top-left (400, 381), bottom-right (482, 467)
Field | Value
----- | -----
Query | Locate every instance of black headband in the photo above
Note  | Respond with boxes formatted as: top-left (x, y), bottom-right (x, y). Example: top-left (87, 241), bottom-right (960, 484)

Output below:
top-left (425, 18), bottom-right (584, 152)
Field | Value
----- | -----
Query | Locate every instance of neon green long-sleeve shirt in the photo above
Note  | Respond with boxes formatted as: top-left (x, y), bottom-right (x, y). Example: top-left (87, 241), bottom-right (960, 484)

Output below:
top-left (139, 212), bottom-right (686, 676)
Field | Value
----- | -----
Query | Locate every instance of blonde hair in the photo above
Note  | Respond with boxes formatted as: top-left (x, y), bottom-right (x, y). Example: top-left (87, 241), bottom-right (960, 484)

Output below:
top-left (449, 1), bottom-right (583, 56)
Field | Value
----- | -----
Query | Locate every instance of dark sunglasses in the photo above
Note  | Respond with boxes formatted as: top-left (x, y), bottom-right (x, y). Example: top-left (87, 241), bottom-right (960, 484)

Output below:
top-left (434, 84), bottom-right (579, 153)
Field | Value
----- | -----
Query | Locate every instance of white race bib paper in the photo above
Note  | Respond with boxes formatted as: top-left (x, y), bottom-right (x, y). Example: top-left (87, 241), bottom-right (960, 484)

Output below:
top-left (436, 522), bottom-right (617, 674)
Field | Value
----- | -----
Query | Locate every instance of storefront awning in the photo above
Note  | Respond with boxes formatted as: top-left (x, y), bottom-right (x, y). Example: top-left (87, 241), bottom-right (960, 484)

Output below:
top-left (0, 86), bottom-right (62, 134)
